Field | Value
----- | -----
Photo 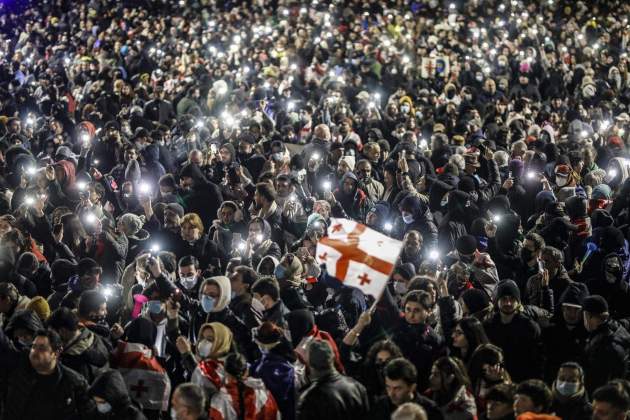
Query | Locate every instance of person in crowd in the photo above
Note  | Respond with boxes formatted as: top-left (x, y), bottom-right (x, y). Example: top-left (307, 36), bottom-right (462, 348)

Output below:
top-left (549, 362), bottom-right (592, 420)
top-left (427, 356), bottom-right (477, 420)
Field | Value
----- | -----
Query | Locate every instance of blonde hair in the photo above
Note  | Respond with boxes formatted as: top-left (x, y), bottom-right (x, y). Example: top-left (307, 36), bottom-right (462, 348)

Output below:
top-left (392, 403), bottom-right (428, 420)
top-left (181, 213), bottom-right (204, 232)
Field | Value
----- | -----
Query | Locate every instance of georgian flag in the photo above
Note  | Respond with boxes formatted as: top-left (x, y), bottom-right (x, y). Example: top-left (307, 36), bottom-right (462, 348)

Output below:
top-left (316, 218), bottom-right (403, 297)
top-left (112, 342), bottom-right (171, 412)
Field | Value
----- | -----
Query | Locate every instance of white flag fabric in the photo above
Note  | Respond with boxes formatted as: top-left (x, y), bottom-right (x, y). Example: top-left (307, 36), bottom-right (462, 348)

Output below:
top-left (316, 218), bottom-right (403, 297)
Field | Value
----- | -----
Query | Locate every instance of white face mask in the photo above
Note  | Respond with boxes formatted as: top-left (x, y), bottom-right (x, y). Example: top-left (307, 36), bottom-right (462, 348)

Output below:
top-left (402, 212), bottom-right (414, 224)
top-left (394, 281), bottom-right (408, 295)
top-left (197, 339), bottom-right (213, 358)
top-left (556, 175), bottom-right (568, 187)
top-left (180, 275), bottom-right (197, 290)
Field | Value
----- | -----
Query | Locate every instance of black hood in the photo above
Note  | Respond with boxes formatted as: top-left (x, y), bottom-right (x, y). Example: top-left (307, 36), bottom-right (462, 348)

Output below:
top-left (5, 309), bottom-right (43, 336)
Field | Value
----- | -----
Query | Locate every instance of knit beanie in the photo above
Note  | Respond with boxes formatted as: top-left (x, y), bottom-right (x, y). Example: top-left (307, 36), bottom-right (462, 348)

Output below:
top-left (118, 213), bottom-right (145, 237)
top-left (456, 235), bottom-right (478, 256)
top-left (27, 296), bottom-right (51, 322)
top-left (495, 280), bottom-right (521, 302)
top-left (461, 288), bottom-right (491, 314)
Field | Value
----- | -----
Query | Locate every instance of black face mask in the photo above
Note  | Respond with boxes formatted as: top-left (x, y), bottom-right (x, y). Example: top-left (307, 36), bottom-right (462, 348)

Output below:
top-left (520, 248), bottom-right (534, 264)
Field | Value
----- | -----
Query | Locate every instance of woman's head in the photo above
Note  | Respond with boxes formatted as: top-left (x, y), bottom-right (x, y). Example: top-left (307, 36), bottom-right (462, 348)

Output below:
top-left (452, 317), bottom-right (489, 354)
top-left (197, 322), bottom-right (233, 360)
top-left (429, 357), bottom-right (471, 396)
top-left (468, 344), bottom-right (506, 384)
top-left (180, 213), bottom-right (204, 242)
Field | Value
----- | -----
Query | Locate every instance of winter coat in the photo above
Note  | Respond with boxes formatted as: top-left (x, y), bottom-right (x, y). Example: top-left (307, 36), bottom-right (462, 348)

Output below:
top-left (251, 346), bottom-right (297, 420)
top-left (542, 319), bottom-right (588, 383)
top-left (393, 195), bottom-right (439, 247)
top-left (172, 233), bottom-right (227, 272)
top-left (297, 372), bottom-right (370, 420)
top-left (180, 163), bottom-right (224, 228)
top-left (0, 327), bottom-right (95, 420)
top-left (60, 327), bottom-right (110, 383)
top-left (369, 392), bottom-right (444, 420)
top-left (582, 319), bottom-right (630, 394)
top-left (428, 386), bottom-right (477, 420)
top-left (391, 320), bottom-right (444, 391)
top-left (484, 311), bottom-right (543, 382)
top-left (550, 392), bottom-right (592, 420)
top-left (88, 370), bottom-right (147, 420)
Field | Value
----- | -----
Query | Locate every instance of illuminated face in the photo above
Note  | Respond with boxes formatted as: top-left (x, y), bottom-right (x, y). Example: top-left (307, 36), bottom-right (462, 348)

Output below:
top-left (404, 301), bottom-right (428, 325)
top-left (181, 223), bottom-right (201, 242)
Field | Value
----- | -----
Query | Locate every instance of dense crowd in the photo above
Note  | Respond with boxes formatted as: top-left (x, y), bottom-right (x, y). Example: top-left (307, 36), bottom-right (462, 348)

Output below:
top-left (1, 0), bottom-right (630, 419)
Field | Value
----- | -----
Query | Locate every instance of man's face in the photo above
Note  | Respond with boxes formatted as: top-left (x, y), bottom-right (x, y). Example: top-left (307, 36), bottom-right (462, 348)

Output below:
top-left (10, 121), bottom-right (21, 134)
top-left (230, 271), bottom-right (246, 295)
top-left (357, 163), bottom-right (372, 181)
top-left (385, 378), bottom-right (415, 406)
top-left (498, 296), bottom-right (518, 315)
top-left (403, 233), bottom-right (421, 255)
top-left (276, 180), bottom-right (291, 197)
top-left (29, 336), bottom-right (57, 373)
top-left (592, 400), bottom-right (625, 420)
top-left (180, 176), bottom-right (194, 190)
top-left (164, 209), bottom-right (181, 229)
top-left (404, 301), bottom-right (428, 325)
top-left (513, 393), bottom-right (537, 416)
top-left (562, 305), bottom-right (581, 325)
top-left (171, 389), bottom-right (194, 420)
top-left (178, 264), bottom-right (197, 280)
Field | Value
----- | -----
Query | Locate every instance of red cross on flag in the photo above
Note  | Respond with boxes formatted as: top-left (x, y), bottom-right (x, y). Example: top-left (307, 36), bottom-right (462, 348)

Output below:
top-left (316, 218), bottom-right (403, 297)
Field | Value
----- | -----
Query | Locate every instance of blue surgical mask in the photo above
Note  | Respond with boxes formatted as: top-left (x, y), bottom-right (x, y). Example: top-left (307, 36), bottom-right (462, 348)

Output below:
top-left (201, 295), bottom-right (216, 313)
top-left (402, 212), bottom-right (414, 224)
top-left (96, 402), bottom-right (112, 414)
top-left (274, 265), bottom-right (287, 280)
top-left (556, 380), bottom-right (580, 397)
top-left (147, 300), bottom-right (163, 315)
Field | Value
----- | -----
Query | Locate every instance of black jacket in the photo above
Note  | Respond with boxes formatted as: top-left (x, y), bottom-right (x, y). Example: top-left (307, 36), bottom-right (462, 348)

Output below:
top-left (484, 311), bottom-right (543, 382)
top-left (582, 319), bottom-right (630, 394)
top-left (88, 370), bottom-right (147, 420)
top-left (551, 392), bottom-right (592, 420)
top-left (369, 393), bottom-right (444, 420)
top-left (0, 327), bottom-right (95, 420)
top-left (297, 371), bottom-right (370, 420)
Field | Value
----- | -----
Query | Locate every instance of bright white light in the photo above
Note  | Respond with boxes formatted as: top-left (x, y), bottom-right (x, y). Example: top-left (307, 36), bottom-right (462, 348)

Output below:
top-left (139, 182), bottom-right (150, 194)
top-left (287, 101), bottom-right (295, 111)
top-left (312, 152), bottom-right (320, 160)
top-left (216, 85), bottom-right (228, 95)
top-left (527, 171), bottom-right (536, 179)
top-left (493, 215), bottom-right (501, 222)
top-left (81, 133), bottom-right (90, 143)
top-left (608, 168), bottom-right (618, 178)
top-left (26, 166), bottom-right (37, 175)
top-left (581, 130), bottom-right (588, 138)
top-left (256, 233), bottom-right (264, 243)
top-left (429, 250), bottom-right (439, 260)
top-left (85, 213), bottom-right (97, 224)
top-left (195, 120), bottom-right (204, 128)
top-left (77, 181), bottom-right (87, 191)
top-left (402, 55), bottom-right (410, 64)
top-left (24, 196), bottom-right (35, 206)
top-left (384, 222), bottom-right (393, 231)
top-left (323, 181), bottom-right (332, 190)
top-left (26, 117), bottom-right (34, 126)
top-left (238, 241), bottom-right (246, 251)
top-left (151, 243), bottom-right (160, 253)
top-left (102, 286), bottom-right (113, 298)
